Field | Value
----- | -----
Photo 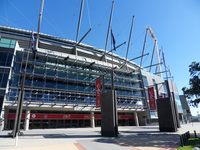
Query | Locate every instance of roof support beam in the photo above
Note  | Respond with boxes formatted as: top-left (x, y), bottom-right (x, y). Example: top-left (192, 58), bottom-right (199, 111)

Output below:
top-left (100, 41), bottom-right (126, 60)
top-left (143, 62), bottom-right (163, 69)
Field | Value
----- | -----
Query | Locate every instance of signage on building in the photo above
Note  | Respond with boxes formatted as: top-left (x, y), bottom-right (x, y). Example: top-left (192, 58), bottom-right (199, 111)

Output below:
top-left (32, 114), bottom-right (36, 119)
top-left (148, 87), bottom-right (157, 110)
top-left (7, 113), bottom-right (134, 120)
top-left (96, 78), bottom-right (102, 107)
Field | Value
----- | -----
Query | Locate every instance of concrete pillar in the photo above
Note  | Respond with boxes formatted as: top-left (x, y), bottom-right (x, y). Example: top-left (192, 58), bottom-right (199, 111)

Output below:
top-left (24, 109), bottom-right (30, 131)
top-left (181, 114), bottom-right (184, 124)
top-left (90, 112), bottom-right (95, 128)
top-left (0, 107), bottom-right (8, 131)
top-left (0, 106), bottom-right (7, 131)
top-left (134, 111), bottom-right (139, 126)
top-left (0, 114), bottom-right (4, 131)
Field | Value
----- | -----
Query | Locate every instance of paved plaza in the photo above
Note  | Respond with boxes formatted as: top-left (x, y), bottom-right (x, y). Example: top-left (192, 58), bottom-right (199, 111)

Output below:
top-left (0, 122), bottom-right (200, 150)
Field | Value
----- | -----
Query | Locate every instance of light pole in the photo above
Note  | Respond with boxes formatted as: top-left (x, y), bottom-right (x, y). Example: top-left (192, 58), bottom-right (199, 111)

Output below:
top-left (13, 46), bottom-right (31, 139)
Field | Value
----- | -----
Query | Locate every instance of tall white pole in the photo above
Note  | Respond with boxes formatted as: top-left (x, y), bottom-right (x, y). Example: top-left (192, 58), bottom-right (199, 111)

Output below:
top-left (140, 28), bottom-right (148, 68)
top-left (75, 0), bottom-right (85, 56)
top-left (147, 27), bottom-right (162, 76)
top-left (125, 16), bottom-right (135, 68)
top-left (104, 1), bottom-right (114, 52)
top-left (155, 41), bottom-right (162, 77)
top-left (36, 0), bottom-right (45, 50)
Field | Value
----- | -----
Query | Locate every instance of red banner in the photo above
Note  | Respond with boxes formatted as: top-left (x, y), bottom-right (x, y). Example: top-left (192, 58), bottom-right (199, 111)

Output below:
top-left (96, 78), bottom-right (102, 107)
top-left (148, 87), bottom-right (157, 110)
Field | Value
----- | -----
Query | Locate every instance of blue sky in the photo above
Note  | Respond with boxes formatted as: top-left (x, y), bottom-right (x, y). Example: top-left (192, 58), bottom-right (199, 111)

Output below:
top-left (0, 0), bottom-right (200, 115)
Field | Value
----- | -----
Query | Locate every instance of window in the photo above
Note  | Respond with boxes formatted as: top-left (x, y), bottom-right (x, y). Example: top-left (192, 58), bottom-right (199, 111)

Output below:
top-left (0, 68), bottom-right (10, 88)
top-left (142, 75), bottom-right (148, 87)
top-left (0, 38), bottom-right (16, 49)
top-left (0, 90), bottom-right (5, 113)
top-left (0, 48), bottom-right (14, 66)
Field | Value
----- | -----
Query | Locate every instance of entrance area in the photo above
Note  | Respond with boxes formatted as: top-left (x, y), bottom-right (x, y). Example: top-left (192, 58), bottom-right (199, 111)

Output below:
top-left (5, 110), bottom-right (138, 130)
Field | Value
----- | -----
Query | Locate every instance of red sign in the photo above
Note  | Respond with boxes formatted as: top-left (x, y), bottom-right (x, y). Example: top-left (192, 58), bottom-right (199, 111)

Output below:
top-left (148, 87), bottom-right (157, 110)
top-left (7, 113), bottom-right (26, 120)
top-left (96, 78), bottom-right (102, 107)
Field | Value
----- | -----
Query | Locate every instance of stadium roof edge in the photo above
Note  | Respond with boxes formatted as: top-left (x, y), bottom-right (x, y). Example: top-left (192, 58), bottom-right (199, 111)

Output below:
top-left (0, 25), bottom-right (139, 68)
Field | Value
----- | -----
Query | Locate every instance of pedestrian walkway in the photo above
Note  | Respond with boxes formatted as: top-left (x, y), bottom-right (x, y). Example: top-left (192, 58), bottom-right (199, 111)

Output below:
top-left (0, 143), bottom-right (83, 150)
top-left (0, 122), bottom-right (199, 150)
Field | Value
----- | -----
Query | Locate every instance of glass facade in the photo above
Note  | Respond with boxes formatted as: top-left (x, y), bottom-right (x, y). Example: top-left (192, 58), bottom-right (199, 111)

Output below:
top-left (6, 48), bottom-right (144, 108)
top-left (0, 38), bottom-right (16, 113)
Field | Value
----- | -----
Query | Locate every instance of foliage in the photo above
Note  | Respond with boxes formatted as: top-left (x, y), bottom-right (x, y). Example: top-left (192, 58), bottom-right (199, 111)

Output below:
top-left (177, 145), bottom-right (194, 150)
top-left (182, 61), bottom-right (200, 107)
top-left (177, 138), bottom-right (200, 150)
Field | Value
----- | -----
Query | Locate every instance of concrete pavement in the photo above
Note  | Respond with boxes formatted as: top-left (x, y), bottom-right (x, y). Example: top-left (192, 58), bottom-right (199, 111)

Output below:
top-left (0, 122), bottom-right (199, 150)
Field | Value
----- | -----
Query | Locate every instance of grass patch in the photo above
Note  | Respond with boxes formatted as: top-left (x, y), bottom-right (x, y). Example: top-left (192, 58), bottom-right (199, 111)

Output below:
top-left (177, 145), bottom-right (194, 150)
top-left (177, 138), bottom-right (200, 150)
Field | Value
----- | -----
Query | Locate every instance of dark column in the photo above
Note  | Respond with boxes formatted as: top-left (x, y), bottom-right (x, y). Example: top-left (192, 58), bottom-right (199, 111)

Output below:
top-left (101, 90), bottom-right (118, 137)
top-left (171, 92), bottom-right (181, 128)
top-left (157, 97), bottom-right (177, 132)
top-left (156, 80), bottom-right (178, 132)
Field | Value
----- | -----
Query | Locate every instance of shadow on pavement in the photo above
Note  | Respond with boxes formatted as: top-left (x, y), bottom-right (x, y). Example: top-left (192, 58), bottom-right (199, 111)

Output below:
top-left (0, 135), bottom-right (12, 138)
top-left (120, 130), bottom-right (160, 134)
top-left (95, 133), bottom-right (180, 149)
top-left (20, 133), bottom-right (101, 139)
top-left (43, 134), bottom-right (101, 139)
top-left (139, 126), bottom-right (159, 129)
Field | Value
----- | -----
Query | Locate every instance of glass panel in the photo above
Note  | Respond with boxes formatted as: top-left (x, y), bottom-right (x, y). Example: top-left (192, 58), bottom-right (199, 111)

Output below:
top-left (0, 90), bottom-right (5, 113)
top-left (35, 66), bottom-right (45, 75)
top-left (0, 68), bottom-right (10, 88)
top-left (0, 47), bottom-right (14, 66)
top-left (0, 38), bottom-right (16, 49)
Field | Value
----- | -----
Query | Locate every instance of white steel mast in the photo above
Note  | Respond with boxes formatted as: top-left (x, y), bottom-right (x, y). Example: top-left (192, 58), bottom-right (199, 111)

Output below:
top-left (36, 0), bottom-right (45, 50)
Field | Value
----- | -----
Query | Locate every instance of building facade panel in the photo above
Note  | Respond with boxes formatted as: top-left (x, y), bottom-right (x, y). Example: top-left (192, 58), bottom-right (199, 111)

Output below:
top-left (0, 26), bottom-right (147, 130)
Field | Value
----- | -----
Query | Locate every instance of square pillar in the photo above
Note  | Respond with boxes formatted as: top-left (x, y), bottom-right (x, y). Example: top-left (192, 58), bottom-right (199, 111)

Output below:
top-left (134, 112), bottom-right (139, 126)
top-left (101, 90), bottom-right (118, 137)
top-left (0, 107), bottom-right (8, 131)
top-left (157, 97), bottom-right (177, 132)
top-left (90, 112), bottom-right (95, 128)
top-left (24, 109), bottom-right (30, 131)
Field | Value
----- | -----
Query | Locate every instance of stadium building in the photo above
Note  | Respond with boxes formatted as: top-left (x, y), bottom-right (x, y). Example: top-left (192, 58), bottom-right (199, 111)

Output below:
top-left (0, 26), bottom-right (182, 130)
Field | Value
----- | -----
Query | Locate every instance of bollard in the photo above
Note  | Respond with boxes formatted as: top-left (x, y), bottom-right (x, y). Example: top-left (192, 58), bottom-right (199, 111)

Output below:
top-left (180, 135), bottom-right (184, 147)
top-left (194, 130), bottom-right (197, 138)
top-left (187, 131), bottom-right (190, 138)
top-left (15, 134), bottom-right (18, 146)
top-left (180, 131), bottom-right (191, 146)
top-left (183, 134), bottom-right (186, 143)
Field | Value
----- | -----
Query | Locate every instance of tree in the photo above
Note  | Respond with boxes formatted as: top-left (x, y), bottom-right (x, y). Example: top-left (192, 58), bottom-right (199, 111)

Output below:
top-left (182, 61), bottom-right (200, 107)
